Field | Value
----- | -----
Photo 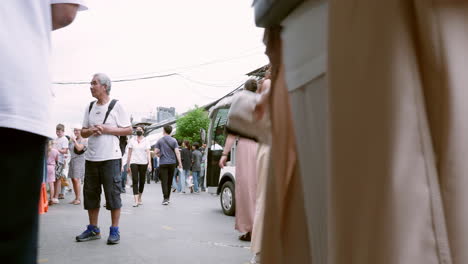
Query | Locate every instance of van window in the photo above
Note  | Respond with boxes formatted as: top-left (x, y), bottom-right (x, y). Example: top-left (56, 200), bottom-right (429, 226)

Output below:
top-left (211, 108), bottom-right (229, 149)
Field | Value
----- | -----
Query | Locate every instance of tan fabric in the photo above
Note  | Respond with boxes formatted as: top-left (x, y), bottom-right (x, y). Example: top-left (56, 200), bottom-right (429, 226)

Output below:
top-left (251, 143), bottom-right (270, 254)
top-left (329, 1), bottom-right (468, 263)
top-left (260, 27), bottom-right (312, 264)
top-left (234, 137), bottom-right (258, 233)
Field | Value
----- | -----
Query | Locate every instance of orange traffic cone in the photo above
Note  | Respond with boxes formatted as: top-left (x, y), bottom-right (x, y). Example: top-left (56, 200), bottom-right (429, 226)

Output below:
top-left (38, 183), bottom-right (48, 214)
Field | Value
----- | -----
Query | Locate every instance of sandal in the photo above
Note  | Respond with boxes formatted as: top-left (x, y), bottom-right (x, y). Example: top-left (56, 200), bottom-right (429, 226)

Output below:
top-left (72, 200), bottom-right (81, 205)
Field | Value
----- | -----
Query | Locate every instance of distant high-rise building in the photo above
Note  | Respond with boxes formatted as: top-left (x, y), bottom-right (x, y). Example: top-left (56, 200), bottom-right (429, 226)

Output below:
top-left (157, 107), bottom-right (176, 123)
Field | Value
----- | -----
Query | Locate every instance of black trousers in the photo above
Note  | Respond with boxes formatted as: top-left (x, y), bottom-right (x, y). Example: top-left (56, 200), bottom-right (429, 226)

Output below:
top-left (0, 128), bottom-right (47, 264)
top-left (130, 163), bottom-right (148, 195)
top-left (159, 164), bottom-right (176, 200)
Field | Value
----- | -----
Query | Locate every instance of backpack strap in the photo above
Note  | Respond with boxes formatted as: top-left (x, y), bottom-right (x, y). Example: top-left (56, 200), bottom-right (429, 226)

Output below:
top-left (88, 101), bottom-right (96, 113)
top-left (103, 99), bottom-right (118, 124)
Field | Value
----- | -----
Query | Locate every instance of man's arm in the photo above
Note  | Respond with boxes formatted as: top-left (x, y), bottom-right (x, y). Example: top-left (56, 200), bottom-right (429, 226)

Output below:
top-left (81, 127), bottom-right (97, 138)
top-left (154, 148), bottom-right (161, 157)
top-left (174, 148), bottom-right (182, 169)
top-left (51, 4), bottom-right (79, 30)
top-left (58, 148), bottom-right (68, 155)
top-left (96, 125), bottom-right (133, 136)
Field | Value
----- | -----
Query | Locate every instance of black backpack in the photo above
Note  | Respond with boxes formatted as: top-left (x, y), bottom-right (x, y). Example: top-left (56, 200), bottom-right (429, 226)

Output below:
top-left (89, 99), bottom-right (128, 155)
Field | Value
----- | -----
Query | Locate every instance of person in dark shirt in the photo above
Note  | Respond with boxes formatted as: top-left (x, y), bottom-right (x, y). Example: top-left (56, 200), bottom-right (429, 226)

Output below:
top-left (180, 140), bottom-right (192, 193)
top-left (191, 142), bottom-right (203, 193)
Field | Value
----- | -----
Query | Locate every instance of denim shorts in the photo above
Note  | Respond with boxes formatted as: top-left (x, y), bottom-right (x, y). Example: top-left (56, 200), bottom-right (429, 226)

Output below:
top-left (83, 159), bottom-right (122, 210)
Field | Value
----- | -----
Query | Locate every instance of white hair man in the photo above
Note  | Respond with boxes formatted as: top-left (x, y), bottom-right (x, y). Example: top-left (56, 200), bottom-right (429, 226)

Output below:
top-left (76, 73), bottom-right (132, 245)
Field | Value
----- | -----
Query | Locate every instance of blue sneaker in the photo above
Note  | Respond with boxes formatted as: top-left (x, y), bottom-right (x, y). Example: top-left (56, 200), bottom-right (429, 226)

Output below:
top-left (107, 226), bottom-right (120, 245)
top-left (76, 225), bottom-right (101, 242)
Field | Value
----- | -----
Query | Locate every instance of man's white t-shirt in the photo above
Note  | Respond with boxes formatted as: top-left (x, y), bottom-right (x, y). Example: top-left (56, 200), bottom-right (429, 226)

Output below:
top-left (82, 100), bottom-right (131, 162)
top-left (0, 0), bottom-right (87, 139)
top-left (128, 137), bottom-right (150, 165)
top-left (54, 136), bottom-right (69, 164)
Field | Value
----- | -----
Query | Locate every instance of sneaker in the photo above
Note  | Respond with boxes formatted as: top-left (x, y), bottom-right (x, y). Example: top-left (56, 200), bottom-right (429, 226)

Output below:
top-left (107, 226), bottom-right (120, 245)
top-left (162, 199), bottom-right (169, 205)
top-left (76, 225), bottom-right (101, 242)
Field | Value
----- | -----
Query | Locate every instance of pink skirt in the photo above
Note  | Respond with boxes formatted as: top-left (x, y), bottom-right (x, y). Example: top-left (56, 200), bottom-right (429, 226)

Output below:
top-left (47, 165), bottom-right (56, 183)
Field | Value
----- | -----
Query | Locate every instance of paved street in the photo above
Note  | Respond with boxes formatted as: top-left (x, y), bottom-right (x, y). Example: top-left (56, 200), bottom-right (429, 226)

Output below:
top-left (38, 182), bottom-right (251, 264)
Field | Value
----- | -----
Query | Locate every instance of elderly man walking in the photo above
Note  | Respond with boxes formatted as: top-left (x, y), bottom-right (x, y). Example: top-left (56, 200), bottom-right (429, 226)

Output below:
top-left (76, 73), bottom-right (132, 245)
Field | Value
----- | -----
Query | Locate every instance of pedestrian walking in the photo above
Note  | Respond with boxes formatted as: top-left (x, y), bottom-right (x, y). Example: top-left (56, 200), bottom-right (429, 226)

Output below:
top-left (151, 149), bottom-right (159, 183)
top-left (75, 73), bottom-right (132, 245)
top-left (47, 140), bottom-right (60, 205)
top-left (126, 126), bottom-right (152, 207)
top-left (53, 123), bottom-right (69, 202)
top-left (180, 140), bottom-right (192, 193)
top-left (68, 127), bottom-right (87, 205)
top-left (199, 144), bottom-right (207, 192)
top-left (219, 79), bottom-right (258, 241)
top-left (154, 125), bottom-right (183, 205)
top-left (191, 142), bottom-right (203, 193)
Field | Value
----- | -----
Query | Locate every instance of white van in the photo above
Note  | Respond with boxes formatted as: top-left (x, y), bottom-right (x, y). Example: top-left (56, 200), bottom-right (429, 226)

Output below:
top-left (204, 95), bottom-right (238, 216)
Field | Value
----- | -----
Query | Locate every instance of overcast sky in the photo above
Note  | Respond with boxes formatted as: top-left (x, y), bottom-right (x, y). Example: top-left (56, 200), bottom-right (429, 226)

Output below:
top-left (50, 0), bottom-right (268, 133)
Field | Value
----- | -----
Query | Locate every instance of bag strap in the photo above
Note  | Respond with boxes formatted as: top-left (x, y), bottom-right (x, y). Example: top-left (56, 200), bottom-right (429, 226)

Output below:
top-left (88, 101), bottom-right (95, 113)
top-left (103, 99), bottom-right (118, 124)
top-left (88, 99), bottom-right (118, 125)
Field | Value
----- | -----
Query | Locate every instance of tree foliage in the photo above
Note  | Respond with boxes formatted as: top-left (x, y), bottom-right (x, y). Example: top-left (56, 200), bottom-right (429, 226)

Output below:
top-left (174, 107), bottom-right (210, 144)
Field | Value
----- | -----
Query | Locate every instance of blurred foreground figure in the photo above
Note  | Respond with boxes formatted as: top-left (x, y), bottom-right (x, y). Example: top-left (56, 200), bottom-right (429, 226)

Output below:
top-left (329, 1), bottom-right (468, 263)
top-left (0, 1), bottom-right (86, 263)
top-left (256, 0), bottom-right (468, 263)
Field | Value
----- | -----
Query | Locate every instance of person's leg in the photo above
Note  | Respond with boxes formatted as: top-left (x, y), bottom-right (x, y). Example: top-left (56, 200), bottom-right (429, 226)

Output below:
top-left (138, 164), bottom-right (147, 203)
top-left (146, 164), bottom-right (151, 184)
top-left (48, 182), bottom-right (55, 202)
top-left (53, 171), bottom-right (61, 199)
top-left (110, 209), bottom-right (121, 227)
top-left (130, 163), bottom-right (139, 195)
top-left (83, 160), bottom-right (102, 225)
top-left (155, 167), bottom-right (160, 183)
top-left (179, 169), bottom-right (186, 193)
top-left (0, 128), bottom-right (46, 264)
top-left (72, 178), bottom-right (81, 202)
top-left (172, 168), bottom-right (180, 192)
top-left (199, 169), bottom-right (205, 191)
top-left (101, 159), bottom-right (122, 224)
top-left (121, 164), bottom-right (127, 189)
top-left (160, 165), bottom-right (169, 200)
top-left (192, 171), bottom-right (199, 192)
top-left (166, 165), bottom-right (176, 200)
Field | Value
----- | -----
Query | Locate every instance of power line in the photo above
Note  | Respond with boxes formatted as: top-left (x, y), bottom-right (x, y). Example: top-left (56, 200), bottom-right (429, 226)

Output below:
top-left (52, 46), bottom-right (265, 85)
top-left (53, 73), bottom-right (178, 85)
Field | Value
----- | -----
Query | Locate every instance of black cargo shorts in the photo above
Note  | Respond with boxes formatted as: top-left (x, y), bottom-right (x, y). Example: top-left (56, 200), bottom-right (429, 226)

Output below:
top-left (83, 159), bottom-right (122, 210)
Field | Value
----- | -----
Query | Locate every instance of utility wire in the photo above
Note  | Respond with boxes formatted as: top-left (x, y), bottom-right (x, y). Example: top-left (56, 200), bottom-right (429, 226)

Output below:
top-left (52, 47), bottom-right (265, 85)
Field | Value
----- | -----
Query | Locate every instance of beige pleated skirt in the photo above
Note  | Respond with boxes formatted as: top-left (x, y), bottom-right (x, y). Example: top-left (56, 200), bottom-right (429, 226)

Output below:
top-left (329, 1), bottom-right (468, 263)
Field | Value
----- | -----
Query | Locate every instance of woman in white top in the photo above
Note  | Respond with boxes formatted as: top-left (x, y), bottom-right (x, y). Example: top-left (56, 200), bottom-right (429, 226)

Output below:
top-left (126, 127), bottom-right (152, 207)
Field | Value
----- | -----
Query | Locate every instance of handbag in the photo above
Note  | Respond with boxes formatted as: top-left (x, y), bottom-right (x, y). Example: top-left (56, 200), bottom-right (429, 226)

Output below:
top-left (73, 145), bottom-right (86, 155)
top-left (226, 90), bottom-right (269, 142)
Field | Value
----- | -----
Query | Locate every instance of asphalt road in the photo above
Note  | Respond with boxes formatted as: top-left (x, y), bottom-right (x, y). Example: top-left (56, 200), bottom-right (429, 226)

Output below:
top-left (38, 182), bottom-right (251, 264)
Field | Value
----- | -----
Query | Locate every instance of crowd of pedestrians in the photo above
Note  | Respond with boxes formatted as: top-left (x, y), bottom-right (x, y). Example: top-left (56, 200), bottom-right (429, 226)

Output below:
top-left (42, 73), bottom-right (211, 247)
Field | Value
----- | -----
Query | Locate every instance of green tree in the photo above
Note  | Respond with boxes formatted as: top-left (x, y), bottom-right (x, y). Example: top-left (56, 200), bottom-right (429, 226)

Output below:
top-left (174, 107), bottom-right (210, 144)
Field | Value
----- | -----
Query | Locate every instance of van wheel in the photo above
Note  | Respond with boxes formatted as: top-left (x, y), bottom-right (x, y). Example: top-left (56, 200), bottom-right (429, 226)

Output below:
top-left (220, 181), bottom-right (235, 216)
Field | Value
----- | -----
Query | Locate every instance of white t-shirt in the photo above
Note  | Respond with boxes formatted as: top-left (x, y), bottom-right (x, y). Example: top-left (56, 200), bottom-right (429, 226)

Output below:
top-left (82, 100), bottom-right (131, 162)
top-left (128, 137), bottom-right (150, 165)
top-left (0, 0), bottom-right (87, 139)
top-left (54, 136), bottom-right (69, 164)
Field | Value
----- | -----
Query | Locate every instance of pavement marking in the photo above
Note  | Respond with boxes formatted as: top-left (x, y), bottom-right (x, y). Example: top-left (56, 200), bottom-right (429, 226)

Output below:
top-left (162, 225), bottom-right (175, 231)
top-left (201, 241), bottom-right (251, 250)
top-left (37, 258), bottom-right (49, 263)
